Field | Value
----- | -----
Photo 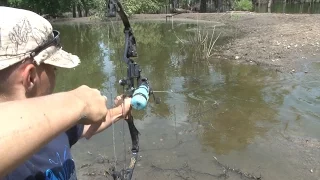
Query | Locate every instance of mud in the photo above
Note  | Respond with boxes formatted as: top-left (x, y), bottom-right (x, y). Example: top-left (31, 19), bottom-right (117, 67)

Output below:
top-left (52, 12), bottom-right (320, 73)
top-left (131, 12), bottom-right (320, 73)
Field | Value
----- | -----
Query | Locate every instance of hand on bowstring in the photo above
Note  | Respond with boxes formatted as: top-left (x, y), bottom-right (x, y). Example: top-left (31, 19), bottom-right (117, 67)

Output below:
top-left (114, 94), bottom-right (132, 120)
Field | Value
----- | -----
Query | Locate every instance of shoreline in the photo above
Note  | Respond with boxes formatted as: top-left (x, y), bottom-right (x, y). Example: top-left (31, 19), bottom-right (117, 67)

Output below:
top-left (51, 12), bottom-right (320, 73)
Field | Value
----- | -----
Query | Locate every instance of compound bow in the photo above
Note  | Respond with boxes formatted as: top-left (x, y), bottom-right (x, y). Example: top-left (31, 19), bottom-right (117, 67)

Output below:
top-left (107, 1), bottom-right (159, 179)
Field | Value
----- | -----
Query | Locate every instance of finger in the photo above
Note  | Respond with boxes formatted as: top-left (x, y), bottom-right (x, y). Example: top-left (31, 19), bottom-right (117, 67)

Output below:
top-left (114, 96), bottom-right (119, 103)
top-left (114, 95), bottom-right (123, 106)
top-left (124, 111), bottom-right (132, 120)
top-left (124, 108), bottom-right (132, 117)
top-left (83, 121), bottom-right (102, 140)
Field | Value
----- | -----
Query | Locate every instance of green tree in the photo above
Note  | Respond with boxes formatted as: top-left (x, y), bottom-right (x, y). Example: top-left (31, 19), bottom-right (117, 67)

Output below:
top-left (0, 0), bottom-right (8, 6)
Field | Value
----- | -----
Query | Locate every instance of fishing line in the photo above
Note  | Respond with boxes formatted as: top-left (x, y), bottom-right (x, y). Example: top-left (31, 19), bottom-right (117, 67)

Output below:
top-left (108, 24), bottom-right (118, 172)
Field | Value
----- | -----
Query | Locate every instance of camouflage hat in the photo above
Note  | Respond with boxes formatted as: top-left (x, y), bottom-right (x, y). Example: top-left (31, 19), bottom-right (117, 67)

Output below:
top-left (0, 6), bottom-right (80, 70)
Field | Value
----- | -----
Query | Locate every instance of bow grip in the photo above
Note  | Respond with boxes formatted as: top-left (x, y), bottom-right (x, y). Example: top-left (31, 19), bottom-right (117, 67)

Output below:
top-left (131, 82), bottom-right (149, 110)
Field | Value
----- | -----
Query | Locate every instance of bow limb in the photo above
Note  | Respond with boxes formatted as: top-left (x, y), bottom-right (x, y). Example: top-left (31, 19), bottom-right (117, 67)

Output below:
top-left (126, 115), bottom-right (140, 153)
top-left (107, 1), bottom-right (141, 180)
top-left (125, 115), bottom-right (140, 179)
top-left (112, 0), bottom-right (131, 29)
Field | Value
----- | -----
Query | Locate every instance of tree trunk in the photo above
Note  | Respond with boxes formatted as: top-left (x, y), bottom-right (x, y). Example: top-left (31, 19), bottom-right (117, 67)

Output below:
top-left (299, 3), bottom-right (303, 13)
top-left (217, 0), bottom-right (222, 12)
top-left (252, 0), bottom-right (256, 7)
top-left (268, 0), bottom-right (272, 12)
top-left (77, 4), bottom-right (83, 17)
top-left (200, 0), bottom-right (207, 12)
top-left (229, 0), bottom-right (233, 10)
top-left (174, 0), bottom-right (178, 8)
top-left (80, 0), bottom-right (89, 17)
top-left (73, 3), bottom-right (77, 18)
top-left (171, 0), bottom-right (175, 10)
top-left (283, 0), bottom-right (286, 13)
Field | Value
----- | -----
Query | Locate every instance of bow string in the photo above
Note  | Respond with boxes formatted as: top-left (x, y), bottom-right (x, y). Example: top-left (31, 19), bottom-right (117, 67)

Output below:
top-left (107, 1), bottom-right (160, 179)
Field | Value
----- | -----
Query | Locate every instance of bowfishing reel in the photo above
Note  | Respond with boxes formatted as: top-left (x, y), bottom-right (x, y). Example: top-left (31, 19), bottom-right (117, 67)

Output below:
top-left (119, 69), bottom-right (161, 110)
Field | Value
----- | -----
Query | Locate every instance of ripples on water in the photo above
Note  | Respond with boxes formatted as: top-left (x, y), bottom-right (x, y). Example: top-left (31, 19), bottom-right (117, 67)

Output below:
top-left (53, 21), bottom-right (320, 180)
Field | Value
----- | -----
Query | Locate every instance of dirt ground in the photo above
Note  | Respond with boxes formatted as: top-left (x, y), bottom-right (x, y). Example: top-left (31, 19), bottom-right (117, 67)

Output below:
top-left (130, 12), bottom-right (320, 73)
top-left (52, 12), bottom-right (320, 73)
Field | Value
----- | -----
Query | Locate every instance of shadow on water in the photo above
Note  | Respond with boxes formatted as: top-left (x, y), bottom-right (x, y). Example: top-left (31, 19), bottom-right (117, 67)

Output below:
top-left (53, 21), bottom-right (320, 180)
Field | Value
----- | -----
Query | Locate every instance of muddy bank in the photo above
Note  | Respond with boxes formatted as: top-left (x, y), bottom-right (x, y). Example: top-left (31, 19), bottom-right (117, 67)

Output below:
top-left (73, 124), bottom-right (320, 180)
top-left (52, 12), bottom-right (320, 73)
top-left (131, 12), bottom-right (320, 73)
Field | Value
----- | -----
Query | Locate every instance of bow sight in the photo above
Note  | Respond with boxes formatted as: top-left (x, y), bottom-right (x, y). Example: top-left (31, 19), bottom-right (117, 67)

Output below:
top-left (107, 1), bottom-right (160, 179)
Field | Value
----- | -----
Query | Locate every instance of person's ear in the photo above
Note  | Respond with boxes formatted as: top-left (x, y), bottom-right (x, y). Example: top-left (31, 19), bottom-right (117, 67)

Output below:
top-left (21, 63), bottom-right (37, 93)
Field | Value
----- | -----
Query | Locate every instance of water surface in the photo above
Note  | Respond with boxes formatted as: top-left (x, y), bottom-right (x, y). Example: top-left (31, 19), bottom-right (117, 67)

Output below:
top-left (53, 21), bottom-right (320, 180)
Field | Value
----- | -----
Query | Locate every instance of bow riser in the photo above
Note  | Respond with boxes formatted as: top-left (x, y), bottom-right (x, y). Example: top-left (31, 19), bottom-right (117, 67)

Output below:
top-left (107, 1), bottom-right (158, 180)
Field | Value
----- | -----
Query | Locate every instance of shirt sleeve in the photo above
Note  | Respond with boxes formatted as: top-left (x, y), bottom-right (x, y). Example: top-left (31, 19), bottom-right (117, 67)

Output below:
top-left (66, 124), bottom-right (84, 147)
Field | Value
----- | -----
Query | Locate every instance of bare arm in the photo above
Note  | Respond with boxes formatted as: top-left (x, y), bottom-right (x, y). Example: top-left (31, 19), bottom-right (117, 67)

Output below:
top-left (0, 85), bottom-right (107, 178)
top-left (0, 91), bottom-right (85, 177)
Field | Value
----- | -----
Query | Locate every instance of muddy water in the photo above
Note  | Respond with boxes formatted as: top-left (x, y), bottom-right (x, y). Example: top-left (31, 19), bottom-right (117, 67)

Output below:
top-left (53, 21), bottom-right (320, 180)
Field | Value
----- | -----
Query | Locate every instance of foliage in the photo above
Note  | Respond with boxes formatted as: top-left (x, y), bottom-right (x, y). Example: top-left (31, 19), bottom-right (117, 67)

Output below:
top-left (122, 0), bottom-right (165, 15)
top-left (233, 0), bottom-right (253, 11)
top-left (4, 0), bottom-right (256, 19)
top-left (8, 0), bottom-right (72, 15)
top-left (175, 26), bottom-right (220, 62)
top-left (6, 0), bottom-right (167, 17)
top-left (89, 0), bottom-right (107, 18)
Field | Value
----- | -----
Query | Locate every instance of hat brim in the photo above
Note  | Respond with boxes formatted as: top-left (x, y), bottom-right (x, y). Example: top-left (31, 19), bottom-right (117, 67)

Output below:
top-left (42, 48), bottom-right (80, 68)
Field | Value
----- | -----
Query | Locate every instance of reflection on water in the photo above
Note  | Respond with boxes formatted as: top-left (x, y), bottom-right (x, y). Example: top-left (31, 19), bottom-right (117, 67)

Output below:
top-left (53, 21), bottom-right (320, 179)
top-left (192, 62), bottom-right (280, 154)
